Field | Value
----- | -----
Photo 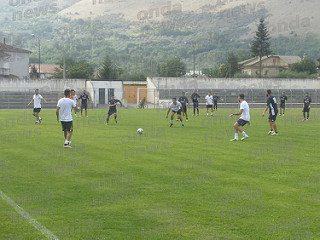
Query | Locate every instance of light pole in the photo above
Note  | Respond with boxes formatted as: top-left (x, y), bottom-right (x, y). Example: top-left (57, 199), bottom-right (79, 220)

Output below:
top-left (32, 34), bottom-right (40, 79)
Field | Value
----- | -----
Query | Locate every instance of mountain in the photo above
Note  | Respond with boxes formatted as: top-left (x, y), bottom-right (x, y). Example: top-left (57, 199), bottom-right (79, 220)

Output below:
top-left (58, 0), bottom-right (320, 37)
top-left (0, 0), bottom-right (319, 74)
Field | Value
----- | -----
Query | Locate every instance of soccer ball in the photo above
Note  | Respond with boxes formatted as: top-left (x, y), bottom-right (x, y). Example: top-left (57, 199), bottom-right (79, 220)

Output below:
top-left (137, 128), bottom-right (143, 134)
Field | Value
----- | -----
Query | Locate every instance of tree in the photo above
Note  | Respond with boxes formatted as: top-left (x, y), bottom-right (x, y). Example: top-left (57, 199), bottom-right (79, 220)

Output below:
top-left (290, 56), bottom-right (318, 74)
top-left (98, 55), bottom-right (120, 79)
top-left (250, 18), bottom-right (272, 78)
top-left (54, 58), bottom-right (93, 79)
top-left (30, 64), bottom-right (38, 79)
top-left (159, 58), bottom-right (186, 77)
top-left (226, 53), bottom-right (238, 77)
top-left (219, 64), bottom-right (228, 77)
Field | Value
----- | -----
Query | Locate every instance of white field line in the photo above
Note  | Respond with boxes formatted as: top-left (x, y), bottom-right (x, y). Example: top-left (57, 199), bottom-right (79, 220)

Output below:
top-left (0, 189), bottom-right (59, 240)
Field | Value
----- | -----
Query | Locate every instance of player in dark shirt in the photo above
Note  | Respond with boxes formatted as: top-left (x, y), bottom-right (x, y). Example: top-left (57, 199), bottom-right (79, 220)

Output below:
top-left (279, 91), bottom-right (288, 116)
top-left (178, 92), bottom-right (189, 121)
top-left (107, 95), bottom-right (122, 124)
top-left (190, 90), bottom-right (200, 116)
top-left (79, 90), bottom-right (89, 117)
top-left (303, 92), bottom-right (312, 121)
top-left (213, 93), bottom-right (222, 111)
top-left (262, 89), bottom-right (279, 135)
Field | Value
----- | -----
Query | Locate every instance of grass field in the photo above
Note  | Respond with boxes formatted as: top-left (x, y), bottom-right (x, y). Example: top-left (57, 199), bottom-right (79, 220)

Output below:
top-left (0, 107), bottom-right (319, 240)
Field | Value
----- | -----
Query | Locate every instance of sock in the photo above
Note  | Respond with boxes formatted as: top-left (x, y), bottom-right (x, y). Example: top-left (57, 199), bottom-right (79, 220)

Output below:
top-left (242, 131), bottom-right (246, 137)
top-left (197, 109), bottom-right (199, 114)
top-left (234, 133), bottom-right (238, 139)
top-left (211, 112), bottom-right (213, 115)
top-left (64, 140), bottom-right (69, 145)
top-left (171, 120), bottom-right (173, 124)
top-left (181, 120), bottom-right (184, 125)
top-left (207, 113), bottom-right (208, 116)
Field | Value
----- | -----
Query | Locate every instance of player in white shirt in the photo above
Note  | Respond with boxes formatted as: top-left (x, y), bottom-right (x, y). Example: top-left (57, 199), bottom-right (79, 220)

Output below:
top-left (166, 97), bottom-right (185, 127)
top-left (56, 89), bottom-right (77, 148)
top-left (27, 89), bottom-right (48, 124)
top-left (205, 92), bottom-right (214, 117)
top-left (70, 89), bottom-right (80, 117)
top-left (229, 94), bottom-right (250, 141)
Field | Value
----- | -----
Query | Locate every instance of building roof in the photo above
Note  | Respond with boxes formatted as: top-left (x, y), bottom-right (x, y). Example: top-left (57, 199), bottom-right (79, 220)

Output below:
top-left (30, 64), bottom-right (61, 74)
top-left (239, 55), bottom-right (301, 67)
top-left (0, 50), bottom-right (10, 58)
top-left (0, 43), bottom-right (31, 54)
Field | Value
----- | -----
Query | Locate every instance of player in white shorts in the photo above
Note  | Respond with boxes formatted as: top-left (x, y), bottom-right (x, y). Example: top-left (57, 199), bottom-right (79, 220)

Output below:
top-left (205, 92), bottom-right (214, 117)
top-left (70, 89), bottom-right (79, 117)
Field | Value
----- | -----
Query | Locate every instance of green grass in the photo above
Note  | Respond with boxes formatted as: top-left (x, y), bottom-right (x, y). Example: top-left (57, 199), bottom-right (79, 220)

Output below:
top-left (0, 108), bottom-right (319, 240)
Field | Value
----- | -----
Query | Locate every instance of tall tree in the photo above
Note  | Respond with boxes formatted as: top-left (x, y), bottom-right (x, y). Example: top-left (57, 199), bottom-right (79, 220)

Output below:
top-left (98, 55), bottom-right (120, 80)
top-left (226, 53), bottom-right (238, 78)
top-left (250, 18), bottom-right (272, 78)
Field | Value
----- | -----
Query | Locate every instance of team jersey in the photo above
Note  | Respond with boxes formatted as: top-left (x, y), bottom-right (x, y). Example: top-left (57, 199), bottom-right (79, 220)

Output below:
top-left (79, 94), bottom-right (89, 104)
top-left (57, 98), bottom-right (76, 122)
top-left (267, 96), bottom-right (278, 116)
top-left (240, 100), bottom-right (250, 121)
top-left (205, 95), bottom-right (213, 105)
top-left (191, 93), bottom-right (200, 103)
top-left (109, 99), bottom-right (120, 110)
top-left (33, 94), bottom-right (43, 108)
top-left (280, 95), bottom-right (287, 105)
top-left (304, 97), bottom-right (312, 108)
top-left (213, 96), bottom-right (220, 103)
top-left (169, 101), bottom-right (182, 112)
top-left (178, 96), bottom-right (189, 106)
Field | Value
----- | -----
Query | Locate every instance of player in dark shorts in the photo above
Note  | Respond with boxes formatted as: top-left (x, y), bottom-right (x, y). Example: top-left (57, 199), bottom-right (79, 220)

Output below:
top-left (79, 90), bottom-right (89, 117)
top-left (178, 92), bottom-right (189, 121)
top-left (302, 92), bottom-right (312, 121)
top-left (166, 98), bottom-right (185, 127)
top-left (262, 89), bottom-right (279, 136)
top-left (213, 93), bottom-right (222, 111)
top-left (107, 95), bottom-right (122, 124)
top-left (190, 90), bottom-right (200, 116)
top-left (279, 91), bottom-right (288, 116)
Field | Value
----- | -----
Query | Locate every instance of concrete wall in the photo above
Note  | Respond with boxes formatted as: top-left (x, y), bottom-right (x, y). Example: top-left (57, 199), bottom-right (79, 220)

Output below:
top-left (91, 81), bottom-right (123, 107)
top-left (0, 78), bottom-right (123, 108)
top-left (0, 78), bottom-right (87, 92)
top-left (147, 77), bottom-right (320, 90)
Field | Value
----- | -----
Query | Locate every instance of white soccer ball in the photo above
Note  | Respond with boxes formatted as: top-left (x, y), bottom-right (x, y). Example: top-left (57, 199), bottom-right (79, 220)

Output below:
top-left (137, 128), bottom-right (143, 134)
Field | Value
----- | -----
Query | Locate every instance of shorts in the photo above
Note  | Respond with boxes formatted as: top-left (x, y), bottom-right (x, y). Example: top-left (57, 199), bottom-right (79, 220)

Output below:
top-left (206, 105), bottom-right (213, 109)
top-left (108, 108), bottom-right (117, 115)
top-left (81, 103), bottom-right (87, 109)
top-left (172, 109), bottom-right (182, 115)
top-left (61, 121), bottom-right (73, 132)
top-left (33, 108), bottom-right (41, 113)
top-left (303, 107), bottom-right (310, 113)
top-left (269, 114), bottom-right (277, 122)
top-left (237, 119), bottom-right (248, 126)
top-left (280, 103), bottom-right (285, 109)
top-left (193, 102), bottom-right (199, 108)
top-left (182, 106), bottom-right (187, 113)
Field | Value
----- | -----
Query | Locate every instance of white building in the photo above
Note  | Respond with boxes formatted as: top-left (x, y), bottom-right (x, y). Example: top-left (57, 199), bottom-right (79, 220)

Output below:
top-left (0, 42), bottom-right (31, 79)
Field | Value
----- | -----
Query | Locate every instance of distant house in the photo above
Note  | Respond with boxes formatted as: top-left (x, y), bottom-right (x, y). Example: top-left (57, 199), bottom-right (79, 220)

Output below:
top-left (30, 64), bottom-right (61, 79)
top-left (238, 55), bottom-right (301, 77)
top-left (0, 41), bottom-right (31, 79)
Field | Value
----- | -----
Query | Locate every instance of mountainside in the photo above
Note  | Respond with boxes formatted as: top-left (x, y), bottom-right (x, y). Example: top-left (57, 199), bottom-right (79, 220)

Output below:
top-left (59, 0), bottom-right (319, 37)
top-left (0, 0), bottom-right (319, 75)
